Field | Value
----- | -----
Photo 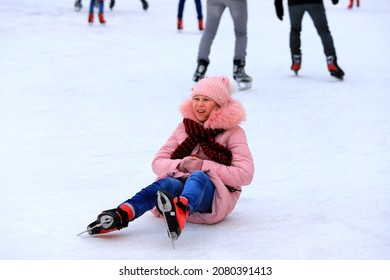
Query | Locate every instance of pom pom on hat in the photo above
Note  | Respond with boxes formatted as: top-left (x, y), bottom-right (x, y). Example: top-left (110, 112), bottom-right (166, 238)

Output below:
top-left (192, 75), bottom-right (237, 106)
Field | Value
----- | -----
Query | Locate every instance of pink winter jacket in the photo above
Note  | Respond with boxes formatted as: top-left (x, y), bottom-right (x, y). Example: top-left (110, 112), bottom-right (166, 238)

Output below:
top-left (151, 98), bottom-right (254, 224)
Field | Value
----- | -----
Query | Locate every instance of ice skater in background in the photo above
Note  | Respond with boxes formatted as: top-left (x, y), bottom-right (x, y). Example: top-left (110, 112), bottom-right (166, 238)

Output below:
top-left (109, 0), bottom-right (149, 11)
top-left (78, 76), bottom-right (254, 245)
top-left (193, 0), bottom-right (252, 90)
top-left (177, 0), bottom-right (204, 31)
top-left (274, 0), bottom-right (345, 80)
top-left (88, 0), bottom-right (106, 24)
top-left (76, 0), bottom-right (149, 12)
top-left (348, 0), bottom-right (360, 9)
top-left (75, 0), bottom-right (82, 11)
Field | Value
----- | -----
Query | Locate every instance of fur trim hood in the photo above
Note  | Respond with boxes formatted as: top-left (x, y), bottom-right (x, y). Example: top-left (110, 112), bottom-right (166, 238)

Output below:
top-left (179, 98), bottom-right (246, 130)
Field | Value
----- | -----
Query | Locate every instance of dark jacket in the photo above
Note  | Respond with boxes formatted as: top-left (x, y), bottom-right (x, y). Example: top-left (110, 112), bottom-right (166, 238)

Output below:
top-left (274, 0), bottom-right (330, 21)
top-left (286, 0), bottom-right (323, 5)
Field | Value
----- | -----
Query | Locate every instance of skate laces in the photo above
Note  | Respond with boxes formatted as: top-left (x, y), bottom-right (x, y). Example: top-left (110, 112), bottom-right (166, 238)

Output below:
top-left (115, 207), bottom-right (130, 229)
top-left (234, 65), bottom-right (250, 79)
top-left (326, 56), bottom-right (344, 79)
top-left (193, 60), bottom-right (209, 82)
top-left (173, 196), bottom-right (189, 232)
top-left (175, 197), bottom-right (190, 214)
top-left (291, 55), bottom-right (301, 71)
top-left (83, 207), bottom-right (130, 236)
top-left (234, 65), bottom-right (243, 74)
top-left (326, 55), bottom-right (335, 65)
top-left (293, 55), bottom-right (301, 64)
top-left (327, 56), bottom-right (341, 71)
top-left (196, 64), bottom-right (207, 74)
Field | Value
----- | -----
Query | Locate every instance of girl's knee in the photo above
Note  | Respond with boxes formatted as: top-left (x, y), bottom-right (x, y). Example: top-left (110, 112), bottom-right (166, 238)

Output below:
top-left (188, 170), bottom-right (210, 183)
top-left (155, 177), bottom-right (173, 187)
top-left (156, 177), bottom-right (184, 196)
top-left (189, 170), bottom-right (206, 177)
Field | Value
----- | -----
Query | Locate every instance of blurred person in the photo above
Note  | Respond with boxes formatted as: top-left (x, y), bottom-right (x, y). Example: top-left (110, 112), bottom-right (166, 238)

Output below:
top-left (109, 0), bottom-right (149, 11)
top-left (88, 0), bottom-right (106, 24)
top-left (274, 0), bottom-right (345, 79)
top-left (76, 0), bottom-right (148, 12)
top-left (75, 0), bottom-right (82, 11)
top-left (193, 0), bottom-right (252, 90)
top-left (347, 0), bottom-right (360, 9)
top-left (177, 0), bottom-right (204, 31)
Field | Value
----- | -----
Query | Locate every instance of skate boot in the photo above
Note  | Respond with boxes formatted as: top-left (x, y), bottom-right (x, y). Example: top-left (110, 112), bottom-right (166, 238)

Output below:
top-left (348, 0), bottom-right (353, 8)
top-left (291, 54), bottom-right (301, 75)
top-left (198, 19), bottom-right (204, 31)
top-left (99, 13), bottom-right (106, 24)
top-left (109, 0), bottom-right (115, 10)
top-left (88, 12), bottom-right (94, 23)
top-left (75, 0), bottom-right (82, 11)
top-left (233, 59), bottom-right (253, 90)
top-left (193, 59), bottom-right (209, 82)
top-left (177, 18), bottom-right (183, 30)
top-left (327, 55), bottom-right (345, 80)
top-left (141, 0), bottom-right (149, 10)
top-left (156, 191), bottom-right (190, 241)
top-left (85, 207), bottom-right (132, 235)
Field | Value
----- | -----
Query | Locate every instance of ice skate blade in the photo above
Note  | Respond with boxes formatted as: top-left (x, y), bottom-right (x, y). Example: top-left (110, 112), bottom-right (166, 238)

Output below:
top-left (76, 229), bottom-right (89, 236)
top-left (156, 191), bottom-right (179, 248)
top-left (76, 216), bottom-right (114, 236)
top-left (237, 82), bottom-right (252, 91)
top-left (330, 72), bottom-right (344, 80)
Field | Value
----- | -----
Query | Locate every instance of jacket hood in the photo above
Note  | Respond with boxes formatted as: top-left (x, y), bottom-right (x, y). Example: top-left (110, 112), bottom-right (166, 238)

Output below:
top-left (179, 98), bottom-right (246, 130)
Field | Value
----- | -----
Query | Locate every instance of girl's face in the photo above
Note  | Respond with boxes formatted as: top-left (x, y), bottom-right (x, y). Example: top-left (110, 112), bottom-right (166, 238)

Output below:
top-left (192, 94), bottom-right (219, 123)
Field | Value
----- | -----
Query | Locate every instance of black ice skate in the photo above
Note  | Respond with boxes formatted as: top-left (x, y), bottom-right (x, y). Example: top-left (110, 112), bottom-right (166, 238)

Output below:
top-left (233, 59), bottom-right (252, 90)
top-left (291, 55), bottom-right (301, 75)
top-left (141, 0), bottom-right (149, 11)
top-left (156, 191), bottom-right (189, 249)
top-left (74, 0), bottom-right (82, 11)
top-left (110, 0), bottom-right (115, 10)
top-left (193, 59), bottom-right (209, 82)
top-left (327, 55), bottom-right (345, 80)
top-left (77, 208), bottom-right (129, 236)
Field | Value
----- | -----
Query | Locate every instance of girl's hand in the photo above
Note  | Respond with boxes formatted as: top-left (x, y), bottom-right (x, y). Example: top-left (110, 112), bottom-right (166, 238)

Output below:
top-left (179, 156), bottom-right (203, 173)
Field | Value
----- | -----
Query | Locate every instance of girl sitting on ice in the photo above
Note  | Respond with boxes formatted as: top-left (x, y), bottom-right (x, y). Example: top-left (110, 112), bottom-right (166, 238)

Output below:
top-left (81, 75), bottom-right (255, 241)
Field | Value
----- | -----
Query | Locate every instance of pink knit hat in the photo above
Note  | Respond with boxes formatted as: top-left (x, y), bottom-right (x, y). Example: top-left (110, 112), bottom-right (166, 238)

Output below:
top-left (192, 75), bottom-right (236, 107)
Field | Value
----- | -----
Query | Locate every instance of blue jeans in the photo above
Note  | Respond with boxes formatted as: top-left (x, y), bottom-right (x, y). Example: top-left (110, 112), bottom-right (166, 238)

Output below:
top-left (120, 171), bottom-right (215, 219)
top-left (89, 0), bottom-right (104, 14)
top-left (178, 0), bottom-right (203, 20)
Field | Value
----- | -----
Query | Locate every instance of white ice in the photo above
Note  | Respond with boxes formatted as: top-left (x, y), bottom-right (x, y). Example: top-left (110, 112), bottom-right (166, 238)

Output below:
top-left (0, 0), bottom-right (389, 260)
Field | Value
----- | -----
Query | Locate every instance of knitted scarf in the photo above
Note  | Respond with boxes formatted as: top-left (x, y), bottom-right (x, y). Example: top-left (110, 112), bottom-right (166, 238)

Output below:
top-left (170, 118), bottom-right (233, 166)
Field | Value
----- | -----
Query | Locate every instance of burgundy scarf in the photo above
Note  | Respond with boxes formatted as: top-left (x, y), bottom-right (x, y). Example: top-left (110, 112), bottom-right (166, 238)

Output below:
top-left (170, 118), bottom-right (232, 166)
